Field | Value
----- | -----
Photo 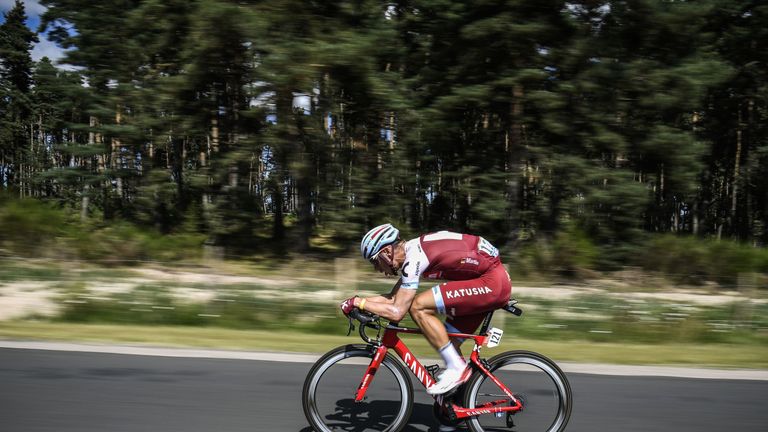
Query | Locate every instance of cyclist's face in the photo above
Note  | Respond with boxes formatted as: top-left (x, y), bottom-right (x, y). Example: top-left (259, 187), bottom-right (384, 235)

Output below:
top-left (371, 245), bottom-right (398, 276)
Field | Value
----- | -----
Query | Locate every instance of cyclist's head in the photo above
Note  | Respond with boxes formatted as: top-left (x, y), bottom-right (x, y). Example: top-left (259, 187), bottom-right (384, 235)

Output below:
top-left (361, 223), bottom-right (400, 261)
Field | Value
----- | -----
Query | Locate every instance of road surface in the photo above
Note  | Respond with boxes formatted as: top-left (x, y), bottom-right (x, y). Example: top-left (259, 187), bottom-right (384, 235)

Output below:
top-left (1, 345), bottom-right (766, 431)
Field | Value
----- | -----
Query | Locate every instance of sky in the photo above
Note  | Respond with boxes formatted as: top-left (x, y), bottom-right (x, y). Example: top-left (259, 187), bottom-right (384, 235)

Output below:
top-left (1, 0), bottom-right (69, 67)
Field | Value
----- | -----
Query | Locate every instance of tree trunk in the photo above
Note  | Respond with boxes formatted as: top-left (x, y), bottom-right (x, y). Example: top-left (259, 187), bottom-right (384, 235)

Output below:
top-left (693, 201), bottom-right (699, 235)
top-left (113, 105), bottom-right (123, 198)
top-left (79, 185), bottom-right (90, 222)
top-left (272, 87), bottom-right (294, 243)
top-left (272, 176), bottom-right (285, 241)
top-left (746, 98), bottom-right (757, 242)
top-left (506, 84), bottom-right (524, 241)
top-left (210, 116), bottom-right (220, 154)
top-left (82, 115), bottom-right (98, 219)
top-left (202, 130), bottom-right (211, 228)
top-left (691, 112), bottom-right (700, 235)
top-left (172, 136), bottom-right (185, 213)
top-left (731, 103), bottom-right (743, 237)
top-left (297, 162), bottom-right (312, 251)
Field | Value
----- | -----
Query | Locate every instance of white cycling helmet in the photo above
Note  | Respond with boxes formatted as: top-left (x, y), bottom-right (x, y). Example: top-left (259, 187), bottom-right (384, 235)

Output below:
top-left (361, 223), bottom-right (400, 260)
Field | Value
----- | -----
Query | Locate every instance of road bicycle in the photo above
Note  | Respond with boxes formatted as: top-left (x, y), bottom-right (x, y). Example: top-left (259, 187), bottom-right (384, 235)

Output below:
top-left (302, 299), bottom-right (572, 432)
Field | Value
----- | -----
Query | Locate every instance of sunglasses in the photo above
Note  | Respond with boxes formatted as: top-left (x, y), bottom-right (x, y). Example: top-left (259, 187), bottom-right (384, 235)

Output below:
top-left (369, 245), bottom-right (391, 265)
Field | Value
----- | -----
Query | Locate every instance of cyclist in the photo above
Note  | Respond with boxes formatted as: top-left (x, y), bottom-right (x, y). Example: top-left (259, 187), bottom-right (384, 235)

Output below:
top-left (340, 223), bottom-right (512, 395)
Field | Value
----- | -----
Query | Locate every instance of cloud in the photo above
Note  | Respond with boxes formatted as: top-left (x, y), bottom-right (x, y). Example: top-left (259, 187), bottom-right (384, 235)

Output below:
top-left (33, 36), bottom-right (78, 70)
top-left (31, 35), bottom-right (62, 61)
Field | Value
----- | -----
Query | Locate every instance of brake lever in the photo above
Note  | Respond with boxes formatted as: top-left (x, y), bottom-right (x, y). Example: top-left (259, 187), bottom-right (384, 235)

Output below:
top-left (346, 316), bottom-right (356, 336)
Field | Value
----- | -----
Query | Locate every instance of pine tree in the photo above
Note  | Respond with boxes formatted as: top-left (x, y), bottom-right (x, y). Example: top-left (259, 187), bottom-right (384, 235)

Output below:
top-left (0, 0), bottom-right (39, 194)
top-left (31, 57), bottom-right (92, 202)
top-left (698, 0), bottom-right (768, 243)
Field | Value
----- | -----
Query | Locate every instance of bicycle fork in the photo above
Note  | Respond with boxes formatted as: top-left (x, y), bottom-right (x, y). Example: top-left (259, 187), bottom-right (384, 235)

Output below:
top-left (354, 345), bottom-right (388, 402)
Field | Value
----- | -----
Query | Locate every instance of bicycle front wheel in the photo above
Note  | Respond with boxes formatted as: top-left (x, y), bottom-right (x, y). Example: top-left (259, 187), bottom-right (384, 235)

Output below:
top-left (302, 344), bottom-right (414, 432)
top-left (463, 350), bottom-right (572, 432)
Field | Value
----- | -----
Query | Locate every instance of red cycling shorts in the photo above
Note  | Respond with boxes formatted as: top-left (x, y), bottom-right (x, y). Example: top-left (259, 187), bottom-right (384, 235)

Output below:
top-left (430, 264), bottom-right (512, 335)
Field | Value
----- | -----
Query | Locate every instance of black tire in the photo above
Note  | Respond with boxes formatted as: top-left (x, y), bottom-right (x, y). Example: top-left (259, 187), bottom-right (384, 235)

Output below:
top-left (302, 344), bottom-right (414, 432)
top-left (463, 350), bottom-right (572, 432)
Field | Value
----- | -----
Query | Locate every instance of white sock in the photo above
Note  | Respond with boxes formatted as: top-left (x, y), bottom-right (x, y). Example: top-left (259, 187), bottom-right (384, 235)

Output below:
top-left (439, 342), bottom-right (466, 372)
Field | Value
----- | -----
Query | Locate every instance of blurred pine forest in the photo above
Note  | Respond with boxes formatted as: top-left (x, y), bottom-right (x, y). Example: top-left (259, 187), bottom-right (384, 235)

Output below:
top-left (1, 1), bottom-right (767, 278)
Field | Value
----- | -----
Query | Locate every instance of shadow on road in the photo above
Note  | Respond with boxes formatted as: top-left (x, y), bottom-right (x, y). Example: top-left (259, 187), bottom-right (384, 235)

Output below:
top-left (298, 400), bottom-right (443, 431)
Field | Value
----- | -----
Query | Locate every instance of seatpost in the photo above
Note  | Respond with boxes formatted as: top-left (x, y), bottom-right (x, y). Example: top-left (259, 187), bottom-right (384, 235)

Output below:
top-left (478, 310), bottom-right (495, 335)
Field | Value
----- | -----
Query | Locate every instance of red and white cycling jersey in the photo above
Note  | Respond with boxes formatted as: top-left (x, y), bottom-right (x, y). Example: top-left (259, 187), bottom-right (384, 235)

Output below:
top-left (399, 231), bottom-right (501, 290)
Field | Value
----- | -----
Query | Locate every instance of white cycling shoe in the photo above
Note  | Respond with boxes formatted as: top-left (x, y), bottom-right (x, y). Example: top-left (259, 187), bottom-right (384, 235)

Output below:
top-left (427, 366), bottom-right (472, 395)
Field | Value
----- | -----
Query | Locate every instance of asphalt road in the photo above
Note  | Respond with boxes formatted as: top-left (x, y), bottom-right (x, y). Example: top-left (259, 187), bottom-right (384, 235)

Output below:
top-left (1, 347), bottom-right (767, 432)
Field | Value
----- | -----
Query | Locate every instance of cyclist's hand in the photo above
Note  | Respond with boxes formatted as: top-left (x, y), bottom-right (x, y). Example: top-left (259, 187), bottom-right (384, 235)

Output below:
top-left (340, 296), bottom-right (359, 316)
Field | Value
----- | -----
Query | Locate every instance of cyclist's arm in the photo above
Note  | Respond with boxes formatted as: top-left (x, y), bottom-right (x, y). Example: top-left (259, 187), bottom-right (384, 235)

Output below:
top-left (356, 280), bottom-right (415, 322)
top-left (365, 281), bottom-right (402, 302)
top-left (364, 292), bottom-right (394, 302)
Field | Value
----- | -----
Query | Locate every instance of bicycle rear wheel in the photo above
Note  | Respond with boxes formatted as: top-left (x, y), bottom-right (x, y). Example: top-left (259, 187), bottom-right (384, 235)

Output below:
top-left (302, 344), bottom-right (414, 432)
top-left (463, 350), bottom-right (572, 432)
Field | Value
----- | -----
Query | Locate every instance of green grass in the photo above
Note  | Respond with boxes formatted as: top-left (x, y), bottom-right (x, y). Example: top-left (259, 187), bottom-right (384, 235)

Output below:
top-left (1, 321), bottom-right (766, 369)
top-left (0, 263), bottom-right (63, 281)
top-left (47, 281), bottom-right (768, 346)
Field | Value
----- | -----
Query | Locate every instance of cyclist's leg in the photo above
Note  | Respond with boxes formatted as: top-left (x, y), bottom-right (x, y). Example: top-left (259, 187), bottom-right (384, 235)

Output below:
top-left (413, 267), bottom-right (513, 393)
top-left (433, 265), bottom-right (512, 336)
top-left (445, 314), bottom-right (486, 338)
top-left (444, 315), bottom-right (483, 358)
top-left (409, 284), bottom-right (499, 351)
top-left (411, 290), bottom-right (473, 364)
top-left (433, 266), bottom-right (511, 321)
top-left (410, 290), bottom-right (450, 351)
top-left (411, 291), bottom-right (471, 395)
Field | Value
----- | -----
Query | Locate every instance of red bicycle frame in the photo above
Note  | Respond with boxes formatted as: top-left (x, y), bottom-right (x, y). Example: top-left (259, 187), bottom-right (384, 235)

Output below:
top-left (353, 323), bottom-right (523, 420)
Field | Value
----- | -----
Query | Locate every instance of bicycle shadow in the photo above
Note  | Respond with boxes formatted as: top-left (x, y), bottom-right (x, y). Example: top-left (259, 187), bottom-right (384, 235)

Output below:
top-left (298, 399), bottom-right (442, 431)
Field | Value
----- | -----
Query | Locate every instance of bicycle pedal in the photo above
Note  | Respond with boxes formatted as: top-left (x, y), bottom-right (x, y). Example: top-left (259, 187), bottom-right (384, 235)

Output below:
top-left (443, 402), bottom-right (458, 422)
